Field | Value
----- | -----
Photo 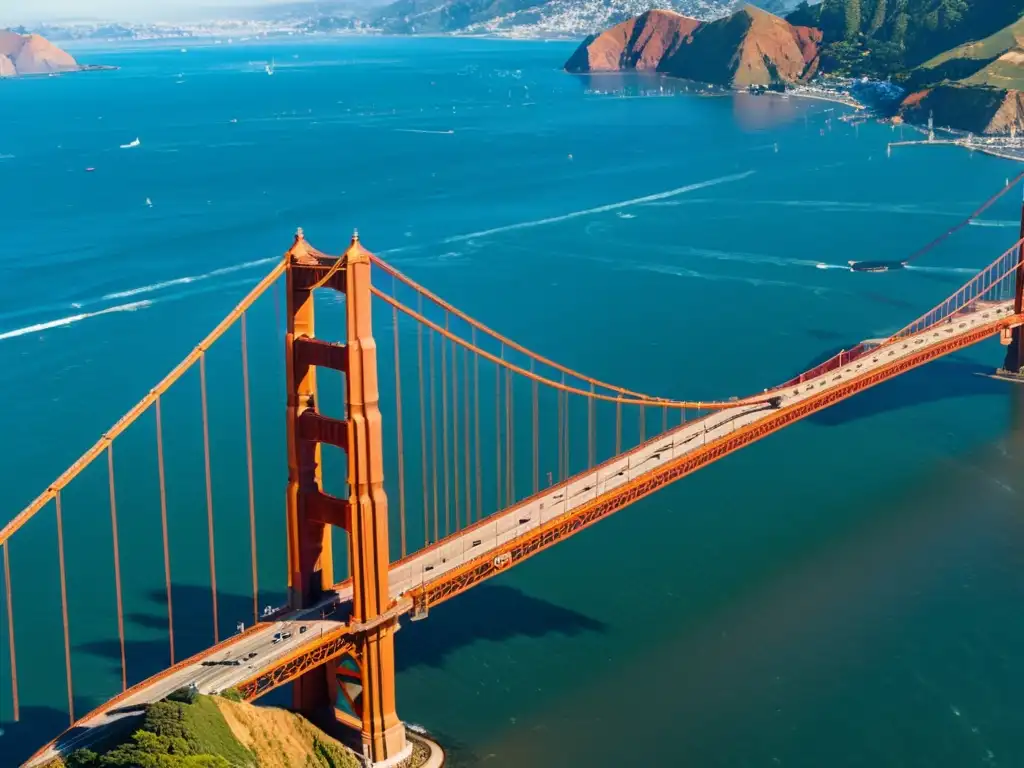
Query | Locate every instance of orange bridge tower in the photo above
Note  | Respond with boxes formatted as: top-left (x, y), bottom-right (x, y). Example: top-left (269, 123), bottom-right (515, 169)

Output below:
top-left (284, 229), bottom-right (409, 764)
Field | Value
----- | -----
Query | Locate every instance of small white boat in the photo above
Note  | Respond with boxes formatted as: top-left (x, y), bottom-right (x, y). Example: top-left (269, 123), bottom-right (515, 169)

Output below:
top-left (145, 197), bottom-right (152, 207)
top-left (120, 138), bottom-right (141, 149)
top-left (265, 59), bottom-right (275, 76)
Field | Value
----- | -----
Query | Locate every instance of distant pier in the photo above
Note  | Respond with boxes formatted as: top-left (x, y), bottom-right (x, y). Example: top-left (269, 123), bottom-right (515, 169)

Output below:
top-left (888, 138), bottom-right (1024, 163)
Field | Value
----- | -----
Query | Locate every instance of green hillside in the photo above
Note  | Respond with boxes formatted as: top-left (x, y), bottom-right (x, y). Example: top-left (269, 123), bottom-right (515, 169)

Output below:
top-left (923, 14), bottom-right (1024, 66)
top-left (901, 15), bottom-right (1024, 90)
top-left (787, 0), bottom-right (1024, 76)
top-left (50, 692), bottom-right (360, 768)
top-left (958, 50), bottom-right (1024, 89)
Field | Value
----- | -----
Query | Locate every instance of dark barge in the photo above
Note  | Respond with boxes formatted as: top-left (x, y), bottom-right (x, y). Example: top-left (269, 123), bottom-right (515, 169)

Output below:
top-left (848, 260), bottom-right (908, 272)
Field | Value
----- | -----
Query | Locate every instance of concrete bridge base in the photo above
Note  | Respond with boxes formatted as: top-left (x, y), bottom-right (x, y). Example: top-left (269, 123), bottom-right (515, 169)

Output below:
top-left (987, 369), bottom-right (1024, 384)
top-left (407, 733), bottom-right (446, 768)
top-left (361, 731), bottom-right (443, 768)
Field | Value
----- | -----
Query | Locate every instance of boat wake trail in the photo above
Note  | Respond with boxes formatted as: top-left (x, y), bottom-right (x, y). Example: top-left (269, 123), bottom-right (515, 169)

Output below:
top-left (969, 219), bottom-right (1018, 228)
top-left (394, 128), bottom-right (455, 135)
top-left (443, 171), bottom-right (756, 243)
top-left (0, 301), bottom-right (151, 341)
top-left (903, 265), bottom-right (978, 275)
top-left (102, 257), bottom-right (278, 300)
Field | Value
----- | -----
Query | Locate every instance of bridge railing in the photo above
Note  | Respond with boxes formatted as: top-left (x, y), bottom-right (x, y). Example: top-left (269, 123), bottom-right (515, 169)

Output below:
top-left (889, 237), bottom-right (1024, 341)
top-left (778, 237), bottom-right (1024, 390)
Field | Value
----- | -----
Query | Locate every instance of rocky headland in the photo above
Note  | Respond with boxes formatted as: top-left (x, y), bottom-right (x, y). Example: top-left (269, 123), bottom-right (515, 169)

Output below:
top-left (565, 4), bottom-right (820, 88)
top-left (0, 30), bottom-right (86, 76)
top-left (567, 2), bottom-right (1024, 137)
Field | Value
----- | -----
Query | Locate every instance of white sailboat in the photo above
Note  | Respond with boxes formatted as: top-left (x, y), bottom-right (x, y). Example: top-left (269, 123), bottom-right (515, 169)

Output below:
top-left (265, 59), bottom-right (275, 76)
top-left (120, 137), bottom-right (141, 149)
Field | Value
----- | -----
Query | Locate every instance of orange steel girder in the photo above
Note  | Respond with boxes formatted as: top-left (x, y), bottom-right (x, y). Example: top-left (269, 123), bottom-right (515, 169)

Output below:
top-left (406, 314), bottom-right (1024, 612)
top-left (235, 627), bottom-right (357, 702)
top-left (234, 314), bottom-right (1023, 707)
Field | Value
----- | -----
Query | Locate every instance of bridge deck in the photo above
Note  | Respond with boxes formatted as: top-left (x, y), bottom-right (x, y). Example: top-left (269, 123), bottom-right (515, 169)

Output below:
top-left (25, 300), bottom-right (1020, 767)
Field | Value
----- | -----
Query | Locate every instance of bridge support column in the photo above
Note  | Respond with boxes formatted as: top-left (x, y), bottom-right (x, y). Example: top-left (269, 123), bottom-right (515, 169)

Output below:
top-left (1003, 193), bottom-right (1024, 374)
top-left (344, 234), bottom-right (407, 763)
top-left (284, 230), bottom-right (336, 713)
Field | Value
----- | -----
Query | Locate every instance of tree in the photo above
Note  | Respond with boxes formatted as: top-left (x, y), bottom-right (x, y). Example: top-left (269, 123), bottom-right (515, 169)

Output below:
top-left (868, 0), bottom-right (887, 34)
top-left (890, 11), bottom-right (909, 46)
top-left (844, 0), bottom-right (862, 39)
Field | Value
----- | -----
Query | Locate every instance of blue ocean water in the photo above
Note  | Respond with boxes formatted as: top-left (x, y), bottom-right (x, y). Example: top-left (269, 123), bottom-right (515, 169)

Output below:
top-left (2, 36), bottom-right (1024, 766)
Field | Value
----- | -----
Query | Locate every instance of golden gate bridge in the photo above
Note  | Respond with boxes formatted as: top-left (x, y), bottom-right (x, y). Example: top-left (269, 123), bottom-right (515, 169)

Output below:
top-left (2, 201), bottom-right (1024, 765)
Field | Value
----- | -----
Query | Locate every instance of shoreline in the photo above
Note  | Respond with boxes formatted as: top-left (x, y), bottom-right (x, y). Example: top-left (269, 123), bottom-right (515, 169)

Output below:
top-left (884, 122), bottom-right (1024, 163)
top-left (784, 88), bottom-right (864, 110)
top-left (569, 70), bottom-right (864, 111)
top-left (0, 64), bottom-right (118, 80)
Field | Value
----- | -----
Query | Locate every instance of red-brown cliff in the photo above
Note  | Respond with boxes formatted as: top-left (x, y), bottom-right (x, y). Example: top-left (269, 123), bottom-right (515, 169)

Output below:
top-left (565, 4), bottom-right (821, 89)
top-left (0, 30), bottom-right (79, 76)
top-left (564, 10), bottom-right (702, 73)
top-left (901, 84), bottom-right (1024, 135)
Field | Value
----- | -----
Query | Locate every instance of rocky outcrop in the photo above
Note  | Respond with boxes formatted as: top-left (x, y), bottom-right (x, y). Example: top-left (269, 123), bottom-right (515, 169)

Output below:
top-left (901, 84), bottom-right (1024, 135)
top-left (564, 10), bottom-right (702, 72)
top-left (0, 30), bottom-right (78, 76)
top-left (565, 4), bottom-right (820, 88)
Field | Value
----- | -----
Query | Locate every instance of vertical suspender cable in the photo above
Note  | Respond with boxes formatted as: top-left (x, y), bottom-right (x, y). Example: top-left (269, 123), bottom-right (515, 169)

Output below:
top-left (639, 404), bottom-right (645, 444)
top-left (417, 297), bottom-right (429, 549)
top-left (532, 368), bottom-right (539, 495)
top-left (557, 388), bottom-right (564, 483)
top-left (615, 398), bottom-right (622, 455)
top-left (452, 337), bottom-right (461, 532)
top-left (240, 313), bottom-right (259, 626)
top-left (107, 445), bottom-right (127, 692)
top-left (563, 373), bottom-right (570, 481)
top-left (3, 541), bottom-right (18, 721)
top-left (441, 316), bottom-right (451, 538)
top-left (462, 345), bottom-right (471, 526)
top-left (429, 329), bottom-right (439, 543)
top-left (199, 353), bottom-right (219, 644)
top-left (392, 302), bottom-right (407, 558)
top-left (473, 329), bottom-right (482, 523)
top-left (662, 405), bottom-right (668, 434)
top-left (155, 397), bottom-right (175, 664)
top-left (506, 369), bottom-right (513, 506)
top-left (55, 492), bottom-right (74, 724)
top-left (588, 382), bottom-right (595, 469)
top-left (495, 347), bottom-right (502, 513)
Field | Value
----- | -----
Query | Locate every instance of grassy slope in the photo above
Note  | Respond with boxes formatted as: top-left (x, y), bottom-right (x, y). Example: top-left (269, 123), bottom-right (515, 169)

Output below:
top-left (922, 15), bottom-right (1024, 67)
top-left (51, 694), bottom-right (360, 768)
top-left (911, 16), bottom-right (1024, 90)
top-left (961, 51), bottom-right (1024, 90)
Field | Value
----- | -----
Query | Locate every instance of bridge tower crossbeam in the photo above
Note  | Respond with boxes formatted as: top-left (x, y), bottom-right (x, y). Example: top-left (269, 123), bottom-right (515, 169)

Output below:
top-left (284, 230), bottom-right (408, 765)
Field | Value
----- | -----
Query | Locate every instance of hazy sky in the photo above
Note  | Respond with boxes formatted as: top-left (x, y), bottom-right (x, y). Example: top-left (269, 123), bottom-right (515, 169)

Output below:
top-left (6, 0), bottom-right (274, 24)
